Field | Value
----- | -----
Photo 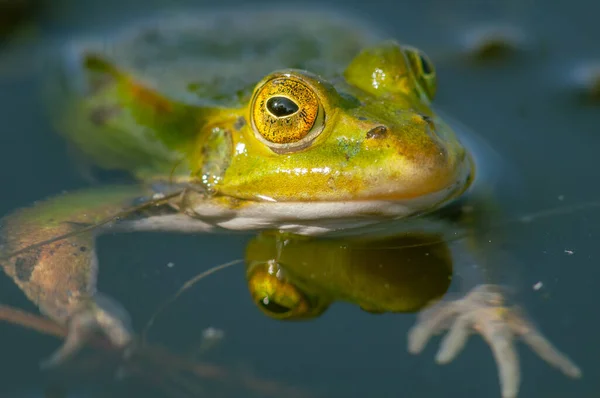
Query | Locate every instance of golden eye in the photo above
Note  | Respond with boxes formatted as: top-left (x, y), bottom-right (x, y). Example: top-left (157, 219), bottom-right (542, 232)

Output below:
top-left (404, 48), bottom-right (437, 101)
top-left (250, 76), bottom-right (324, 151)
top-left (246, 260), bottom-right (326, 320)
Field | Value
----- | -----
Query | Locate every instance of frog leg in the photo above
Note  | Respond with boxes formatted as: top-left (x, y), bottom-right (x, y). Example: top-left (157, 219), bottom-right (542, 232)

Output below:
top-left (406, 201), bottom-right (581, 398)
top-left (0, 185), bottom-right (171, 367)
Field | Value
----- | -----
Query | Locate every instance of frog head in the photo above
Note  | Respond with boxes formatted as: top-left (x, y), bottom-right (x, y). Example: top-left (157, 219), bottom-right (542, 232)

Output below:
top-left (194, 41), bottom-right (472, 211)
top-left (60, 39), bottom-right (472, 214)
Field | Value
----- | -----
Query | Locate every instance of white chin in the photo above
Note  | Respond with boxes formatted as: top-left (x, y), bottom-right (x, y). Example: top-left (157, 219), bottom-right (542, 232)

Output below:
top-left (190, 181), bottom-right (464, 236)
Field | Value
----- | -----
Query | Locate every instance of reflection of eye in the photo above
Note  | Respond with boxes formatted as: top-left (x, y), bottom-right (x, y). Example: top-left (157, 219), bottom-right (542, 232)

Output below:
top-left (404, 48), bottom-right (437, 101)
top-left (259, 296), bottom-right (292, 315)
top-left (247, 260), bottom-right (313, 320)
top-left (250, 76), bottom-right (325, 151)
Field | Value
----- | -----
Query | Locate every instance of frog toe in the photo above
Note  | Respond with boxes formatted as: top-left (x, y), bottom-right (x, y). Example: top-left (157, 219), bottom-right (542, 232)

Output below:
top-left (434, 311), bottom-right (474, 364)
top-left (407, 284), bottom-right (580, 398)
top-left (407, 300), bottom-right (461, 354)
top-left (40, 293), bottom-right (134, 369)
top-left (509, 307), bottom-right (581, 378)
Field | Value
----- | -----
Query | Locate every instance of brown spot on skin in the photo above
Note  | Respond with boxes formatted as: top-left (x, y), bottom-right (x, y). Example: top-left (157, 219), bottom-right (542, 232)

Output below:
top-left (88, 74), bottom-right (115, 95)
top-left (366, 125), bottom-right (388, 139)
top-left (90, 105), bottom-right (121, 126)
top-left (14, 252), bottom-right (39, 282)
top-left (234, 117), bottom-right (246, 131)
top-left (128, 81), bottom-right (173, 114)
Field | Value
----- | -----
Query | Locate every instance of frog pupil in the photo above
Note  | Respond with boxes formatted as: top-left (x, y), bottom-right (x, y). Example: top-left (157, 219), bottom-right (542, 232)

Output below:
top-left (266, 96), bottom-right (299, 117)
top-left (419, 53), bottom-right (433, 75)
top-left (260, 296), bottom-right (291, 314)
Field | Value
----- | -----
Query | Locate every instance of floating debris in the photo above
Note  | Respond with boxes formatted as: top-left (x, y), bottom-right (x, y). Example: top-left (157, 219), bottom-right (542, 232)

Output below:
top-left (152, 192), bottom-right (166, 200)
top-left (568, 62), bottom-right (600, 103)
top-left (202, 326), bottom-right (225, 342)
top-left (460, 23), bottom-right (529, 62)
top-left (194, 327), bottom-right (226, 355)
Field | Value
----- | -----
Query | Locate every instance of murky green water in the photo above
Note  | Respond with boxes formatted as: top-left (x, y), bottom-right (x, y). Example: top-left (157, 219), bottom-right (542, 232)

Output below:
top-left (1, 0), bottom-right (599, 397)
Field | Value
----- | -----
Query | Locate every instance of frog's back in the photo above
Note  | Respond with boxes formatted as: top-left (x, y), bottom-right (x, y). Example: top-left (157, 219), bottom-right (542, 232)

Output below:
top-left (50, 7), bottom-right (383, 178)
top-left (63, 7), bottom-right (383, 107)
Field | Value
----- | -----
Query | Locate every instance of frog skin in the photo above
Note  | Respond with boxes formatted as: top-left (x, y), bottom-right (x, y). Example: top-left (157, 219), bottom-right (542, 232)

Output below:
top-left (0, 9), bottom-right (581, 398)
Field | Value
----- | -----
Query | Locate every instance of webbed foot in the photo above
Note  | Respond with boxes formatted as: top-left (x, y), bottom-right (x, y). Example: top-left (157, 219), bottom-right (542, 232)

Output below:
top-left (407, 284), bottom-right (581, 398)
top-left (40, 293), bottom-right (133, 369)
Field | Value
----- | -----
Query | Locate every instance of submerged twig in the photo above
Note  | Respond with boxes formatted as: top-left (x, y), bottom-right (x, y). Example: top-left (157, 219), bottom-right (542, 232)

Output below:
top-left (0, 304), bottom-right (312, 398)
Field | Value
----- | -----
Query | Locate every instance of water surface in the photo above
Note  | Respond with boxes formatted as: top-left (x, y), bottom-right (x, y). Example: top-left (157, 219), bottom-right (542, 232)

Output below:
top-left (1, 0), bottom-right (599, 397)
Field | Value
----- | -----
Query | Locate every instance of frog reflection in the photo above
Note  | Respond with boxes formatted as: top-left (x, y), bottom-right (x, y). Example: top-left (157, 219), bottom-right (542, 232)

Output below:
top-left (245, 232), bottom-right (453, 319)
top-left (244, 231), bottom-right (581, 395)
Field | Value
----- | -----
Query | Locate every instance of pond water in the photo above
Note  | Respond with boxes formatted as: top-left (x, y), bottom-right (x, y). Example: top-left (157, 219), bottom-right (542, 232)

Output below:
top-left (0, 0), bottom-right (599, 397)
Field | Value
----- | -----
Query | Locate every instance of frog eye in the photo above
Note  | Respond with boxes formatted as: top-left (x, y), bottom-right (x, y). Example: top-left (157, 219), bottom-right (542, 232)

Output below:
top-left (246, 260), bottom-right (325, 320)
top-left (250, 76), bottom-right (325, 152)
top-left (404, 48), bottom-right (437, 101)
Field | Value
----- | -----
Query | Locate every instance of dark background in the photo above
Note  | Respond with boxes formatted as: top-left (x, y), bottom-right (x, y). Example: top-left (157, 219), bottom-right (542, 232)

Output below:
top-left (0, 0), bottom-right (599, 397)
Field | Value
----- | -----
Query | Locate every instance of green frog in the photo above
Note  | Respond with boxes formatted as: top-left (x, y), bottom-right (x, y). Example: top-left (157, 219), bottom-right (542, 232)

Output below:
top-left (0, 8), bottom-right (581, 398)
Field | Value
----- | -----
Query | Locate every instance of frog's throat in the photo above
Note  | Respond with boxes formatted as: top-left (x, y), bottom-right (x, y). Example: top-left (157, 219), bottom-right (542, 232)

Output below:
top-left (123, 157), bottom-right (473, 237)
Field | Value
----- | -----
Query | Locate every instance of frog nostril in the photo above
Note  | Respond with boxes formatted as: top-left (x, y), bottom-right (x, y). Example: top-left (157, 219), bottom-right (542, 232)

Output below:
top-left (420, 114), bottom-right (436, 129)
top-left (420, 114), bottom-right (439, 139)
top-left (366, 125), bottom-right (388, 139)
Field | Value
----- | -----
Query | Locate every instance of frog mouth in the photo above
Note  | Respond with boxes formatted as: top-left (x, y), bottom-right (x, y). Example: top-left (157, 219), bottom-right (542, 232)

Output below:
top-left (124, 153), bottom-right (473, 237)
top-left (123, 157), bottom-right (471, 237)
top-left (176, 153), bottom-right (474, 236)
